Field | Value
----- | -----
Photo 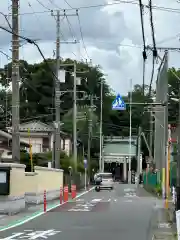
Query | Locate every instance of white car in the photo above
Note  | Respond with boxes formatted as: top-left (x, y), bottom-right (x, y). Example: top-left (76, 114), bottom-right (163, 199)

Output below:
top-left (94, 172), bottom-right (114, 190)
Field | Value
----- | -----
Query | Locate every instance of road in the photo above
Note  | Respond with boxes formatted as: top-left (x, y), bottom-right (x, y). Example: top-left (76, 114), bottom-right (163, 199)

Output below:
top-left (0, 183), bottom-right (156, 240)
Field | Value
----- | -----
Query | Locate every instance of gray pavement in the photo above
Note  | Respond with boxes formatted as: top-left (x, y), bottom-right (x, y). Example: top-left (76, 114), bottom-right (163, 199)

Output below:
top-left (0, 183), bottom-right (161, 240)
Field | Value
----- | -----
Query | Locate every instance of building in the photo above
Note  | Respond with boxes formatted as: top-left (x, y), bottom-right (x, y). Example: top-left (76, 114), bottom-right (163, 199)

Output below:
top-left (0, 129), bottom-right (30, 162)
top-left (169, 124), bottom-right (178, 162)
top-left (8, 120), bottom-right (72, 156)
top-left (103, 136), bottom-right (137, 181)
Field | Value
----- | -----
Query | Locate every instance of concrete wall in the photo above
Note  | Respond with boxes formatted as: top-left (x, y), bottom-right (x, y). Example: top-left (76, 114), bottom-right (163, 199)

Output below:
top-left (0, 163), bottom-right (63, 215)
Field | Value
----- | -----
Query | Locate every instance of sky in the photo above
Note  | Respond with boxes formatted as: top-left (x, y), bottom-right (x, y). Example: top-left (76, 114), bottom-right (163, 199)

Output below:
top-left (0, 0), bottom-right (180, 95)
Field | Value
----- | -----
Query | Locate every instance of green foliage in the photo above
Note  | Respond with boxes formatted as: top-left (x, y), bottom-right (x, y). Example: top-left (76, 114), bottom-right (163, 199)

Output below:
top-left (2, 58), bottom-right (179, 160)
top-left (168, 68), bottom-right (180, 124)
top-left (154, 184), bottom-right (162, 196)
top-left (20, 150), bottom-right (33, 172)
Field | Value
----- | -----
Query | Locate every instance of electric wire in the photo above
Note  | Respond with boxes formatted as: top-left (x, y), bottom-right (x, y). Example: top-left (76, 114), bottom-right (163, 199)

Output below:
top-left (0, 12), bottom-right (12, 29)
top-left (65, 15), bottom-right (87, 60)
top-left (64, 0), bottom-right (73, 9)
top-left (149, 0), bottom-right (157, 58)
top-left (138, 0), bottom-right (147, 96)
top-left (47, 0), bottom-right (63, 10)
top-left (142, 59), bottom-right (146, 96)
top-left (36, 0), bottom-right (51, 10)
top-left (12, 1), bottom-right (180, 16)
top-left (0, 25), bottom-right (60, 84)
top-left (148, 0), bottom-right (157, 97)
top-left (27, 1), bottom-right (49, 39)
top-left (148, 56), bottom-right (155, 98)
top-left (77, 12), bottom-right (91, 60)
top-left (65, 15), bottom-right (76, 41)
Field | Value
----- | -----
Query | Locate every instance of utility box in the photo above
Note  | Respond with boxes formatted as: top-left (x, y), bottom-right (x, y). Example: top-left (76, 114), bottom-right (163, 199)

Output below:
top-left (0, 167), bottom-right (11, 195)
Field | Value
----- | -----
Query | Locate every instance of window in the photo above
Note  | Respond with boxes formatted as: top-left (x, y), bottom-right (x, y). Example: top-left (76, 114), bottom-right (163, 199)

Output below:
top-left (98, 173), bottom-right (112, 179)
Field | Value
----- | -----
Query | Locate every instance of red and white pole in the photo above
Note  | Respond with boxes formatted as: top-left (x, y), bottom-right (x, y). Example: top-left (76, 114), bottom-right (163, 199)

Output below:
top-left (44, 190), bottom-right (47, 212)
top-left (63, 186), bottom-right (69, 202)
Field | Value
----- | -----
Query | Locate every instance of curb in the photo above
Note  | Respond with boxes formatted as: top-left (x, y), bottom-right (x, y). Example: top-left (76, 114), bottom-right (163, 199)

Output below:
top-left (0, 186), bottom-right (95, 232)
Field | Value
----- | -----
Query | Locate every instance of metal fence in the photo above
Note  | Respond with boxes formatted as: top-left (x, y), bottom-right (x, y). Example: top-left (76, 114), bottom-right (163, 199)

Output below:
top-left (154, 52), bottom-right (168, 174)
top-left (143, 162), bottom-right (176, 191)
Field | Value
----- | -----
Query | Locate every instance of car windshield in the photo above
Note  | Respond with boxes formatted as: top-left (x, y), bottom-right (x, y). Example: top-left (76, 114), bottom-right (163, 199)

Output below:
top-left (99, 173), bottom-right (112, 179)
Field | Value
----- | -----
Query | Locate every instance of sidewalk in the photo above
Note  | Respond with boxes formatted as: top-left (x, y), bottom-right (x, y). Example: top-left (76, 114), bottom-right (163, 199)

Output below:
top-left (139, 186), bottom-right (177, 239)
top-left (0, 188), bottom-right (87, 231)
top-left (0, 199), bottom-right (61, 230)
top-left (150, 196), bottom-right (176, 239)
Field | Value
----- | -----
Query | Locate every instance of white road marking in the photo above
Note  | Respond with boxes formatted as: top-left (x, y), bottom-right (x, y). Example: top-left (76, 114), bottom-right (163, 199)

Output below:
top-left (158, 223), bottom-right (171, 228)
top-left (124, 200), bottom-right (132, 203)
top-left (0, 186), bottom-right (95, 232)
top-left (0, 229), bottom-right (61, 239)
top-left (0, 232), bottom-right (24, 239)
top-left (76, 199), bottom-right (84, 202)
top-left (68, 208), bottom-right (90, 212)
top-left (91, 199), bottom-right (102, 203)
top-left (124, 188), bottom-right (132, 192)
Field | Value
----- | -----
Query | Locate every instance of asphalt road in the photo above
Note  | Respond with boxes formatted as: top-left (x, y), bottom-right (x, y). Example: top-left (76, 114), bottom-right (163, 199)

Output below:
top-left (0, 183), bottom-right (156, 240)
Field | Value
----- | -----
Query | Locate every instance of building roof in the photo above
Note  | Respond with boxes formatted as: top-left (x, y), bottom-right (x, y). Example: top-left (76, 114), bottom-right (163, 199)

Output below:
top-left (0, 130), bottom-right (30, 147)
top-left (19, 120), bottom-right (54, 132)
top-left (104, 136), bottom-right (137, 143)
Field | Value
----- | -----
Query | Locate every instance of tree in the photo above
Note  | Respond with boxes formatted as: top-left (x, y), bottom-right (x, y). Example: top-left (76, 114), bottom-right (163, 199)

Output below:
top-left (168, 68), bottom-right (180, 124)
top-left (0, 57), bottom-right (156, 161)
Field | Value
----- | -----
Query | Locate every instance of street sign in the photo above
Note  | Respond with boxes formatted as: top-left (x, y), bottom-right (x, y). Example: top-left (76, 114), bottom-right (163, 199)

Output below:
top-left (112, 94), bottom-right (126, 110)
top-left (84, 159), bottom-right (87, 169)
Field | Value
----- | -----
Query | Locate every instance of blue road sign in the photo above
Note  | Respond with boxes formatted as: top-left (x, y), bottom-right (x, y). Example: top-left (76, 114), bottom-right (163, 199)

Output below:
top-left (84, 159), bottom-right (87, 169)
top-left (112, 94), bottom-right (126, 110)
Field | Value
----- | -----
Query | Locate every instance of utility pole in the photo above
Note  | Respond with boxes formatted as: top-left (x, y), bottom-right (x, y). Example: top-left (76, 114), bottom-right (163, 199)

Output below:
top-left (12, 0), bottom-right (20, 162)
top-left (88, 95), bottom-right (93, 174)
top-left (177, 86), bottom-right (180, 210)
top-left (52, 10), bottom-right (61, 169)
top-left (99, 80), bottom-right (103, 172)
top-left (51, 10), bottom-right (78, 168)
top-left (128, 79), bottom-right (132, 183)
top-left (165, 124), bottom-right (171, 209)
top-left (137, 126), bottom-right (141, 187)
top-left (73, 61), bottom-right (77, 171)
top-left (149, 111), bottom-right (153, 160)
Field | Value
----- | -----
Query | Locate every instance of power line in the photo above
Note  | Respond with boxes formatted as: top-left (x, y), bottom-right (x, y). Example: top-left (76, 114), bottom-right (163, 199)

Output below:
top-left (77, 12), bottom-right (90, 60)
top-left (0, 49), bottom-right (53, 101)
top-left (63, 0), bottom-right (73, 9)
top-left (0, 25), bottom-right (59, 83)
top-left (0, 12), bottom-right (12, 29)
top-left (148, 0), bottom-right (157, 98)
top-left (137, 0), bottom-right (147, 96)
top-left (65, 15), bottom-right (76, 40)
top-left (148, 56), bottom-right (155, 97)
top-left (149, 0), bottom-right (157, 58)
top-left (11, 1), bottom-right (180, 16)
top-left (36, 0), bottom-right (51, 10)
top-left (47, 0), bottom-right (62, 10)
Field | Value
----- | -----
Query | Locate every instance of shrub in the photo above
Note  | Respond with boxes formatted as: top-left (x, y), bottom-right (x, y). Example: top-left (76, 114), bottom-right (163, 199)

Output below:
top-left (154, 184), bottom-right (162, 196)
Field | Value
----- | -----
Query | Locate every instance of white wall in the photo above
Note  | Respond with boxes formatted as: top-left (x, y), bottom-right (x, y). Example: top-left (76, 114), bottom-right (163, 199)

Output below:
top-left (21, 137), bottom-right (43, 153)
top-left (0, 148), bottom-right (12, 159)
top-left (50, 134), bottom-right (72, 156)
top-left (63, 139), bottom-right (72, 156)
top-left (20, 135), bottom-right (72, 155)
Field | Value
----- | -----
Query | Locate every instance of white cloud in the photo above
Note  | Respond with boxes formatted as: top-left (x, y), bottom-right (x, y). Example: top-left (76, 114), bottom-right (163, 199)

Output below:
top-left (0, 0), bottom-right (180, 95)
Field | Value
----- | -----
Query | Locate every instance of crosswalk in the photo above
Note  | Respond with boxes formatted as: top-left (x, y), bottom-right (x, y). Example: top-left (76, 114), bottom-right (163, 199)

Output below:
top-left (123, 188), bottom-right (138, 198)
top-left (67, 188), bottom-right (142, 212)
